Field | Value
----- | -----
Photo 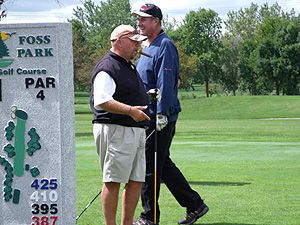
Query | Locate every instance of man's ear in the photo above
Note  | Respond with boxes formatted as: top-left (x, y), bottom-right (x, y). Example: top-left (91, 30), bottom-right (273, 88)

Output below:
top-left (154, 17), bottom-right (160, 25)
top-left (116, 38), bottom-right (123, 46)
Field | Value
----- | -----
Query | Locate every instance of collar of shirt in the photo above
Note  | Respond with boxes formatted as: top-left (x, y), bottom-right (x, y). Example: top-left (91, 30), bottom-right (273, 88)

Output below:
top-left (109, 50), bottom-right (136, 71)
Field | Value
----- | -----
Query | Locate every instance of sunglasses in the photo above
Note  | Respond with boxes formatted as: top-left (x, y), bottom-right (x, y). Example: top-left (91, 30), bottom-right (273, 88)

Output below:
top-left (118, 30), bottom-right (139, 39)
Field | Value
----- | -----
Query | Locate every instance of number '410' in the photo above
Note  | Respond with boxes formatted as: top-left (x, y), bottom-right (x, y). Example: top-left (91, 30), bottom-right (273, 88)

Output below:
top-left (31, 179), bottom-right (58, 190)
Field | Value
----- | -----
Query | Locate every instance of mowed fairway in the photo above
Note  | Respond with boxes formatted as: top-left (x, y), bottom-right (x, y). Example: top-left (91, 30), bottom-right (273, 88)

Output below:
top-left (75, 93), bottom-right (300, 225)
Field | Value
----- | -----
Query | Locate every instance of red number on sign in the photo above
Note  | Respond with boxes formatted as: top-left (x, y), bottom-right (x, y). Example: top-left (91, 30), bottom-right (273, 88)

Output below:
top-left (50, 216), bottom-right (58, 225)
top-left (32, 216), bottom-right (39, 225)
top-left (41, 216), bottom-right (49, 225)
top-left (32, 216), bottom-right (58, 225)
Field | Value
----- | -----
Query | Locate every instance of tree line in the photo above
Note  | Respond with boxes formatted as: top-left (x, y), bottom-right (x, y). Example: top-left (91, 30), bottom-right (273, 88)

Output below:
top-left (70, 0), bottom-right (300, 97)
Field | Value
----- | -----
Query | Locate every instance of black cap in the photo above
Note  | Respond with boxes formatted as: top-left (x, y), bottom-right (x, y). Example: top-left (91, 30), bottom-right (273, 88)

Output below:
top-left (132, 3), bottom-right (163, 20)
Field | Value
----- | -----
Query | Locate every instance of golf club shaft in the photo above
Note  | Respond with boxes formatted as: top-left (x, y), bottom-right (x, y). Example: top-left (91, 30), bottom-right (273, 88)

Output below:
top-left (154, 89), bottom-right (158, 224)
top-left (154, 152), bottom-right (157, 224)
top-left (146, 129), bottom-right (155, 142)
top-left (76, 190), bottom-right (102, 222)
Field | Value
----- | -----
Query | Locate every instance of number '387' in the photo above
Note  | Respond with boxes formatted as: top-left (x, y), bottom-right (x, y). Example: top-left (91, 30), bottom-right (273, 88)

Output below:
top-left (32, 216), bottom-right (58, 225)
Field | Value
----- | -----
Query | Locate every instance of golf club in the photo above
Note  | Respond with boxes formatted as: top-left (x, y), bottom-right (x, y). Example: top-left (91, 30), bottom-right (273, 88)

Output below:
top-left (76, 190), bottom-right (102, 223)
top-left (146, 129), bottom-right (155, 142)
top-left (154, 88), bottom-right (158, 224)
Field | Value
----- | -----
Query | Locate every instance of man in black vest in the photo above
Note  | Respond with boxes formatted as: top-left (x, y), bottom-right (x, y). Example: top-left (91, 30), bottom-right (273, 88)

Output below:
top-left (90, 24), bottom-right (150, 225)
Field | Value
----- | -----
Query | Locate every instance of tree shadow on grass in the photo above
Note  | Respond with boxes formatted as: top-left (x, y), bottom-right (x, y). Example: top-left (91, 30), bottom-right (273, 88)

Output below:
top-left (188, 181), bottom-right (251, 186)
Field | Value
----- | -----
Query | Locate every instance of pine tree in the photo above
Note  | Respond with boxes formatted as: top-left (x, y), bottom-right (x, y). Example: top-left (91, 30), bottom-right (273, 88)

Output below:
top-left (0, 36), bottom-right (10, 58)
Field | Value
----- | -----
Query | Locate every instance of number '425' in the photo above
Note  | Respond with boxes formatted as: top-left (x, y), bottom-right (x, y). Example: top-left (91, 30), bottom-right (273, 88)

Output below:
top-left (31, 179), bottom-right (58, 190)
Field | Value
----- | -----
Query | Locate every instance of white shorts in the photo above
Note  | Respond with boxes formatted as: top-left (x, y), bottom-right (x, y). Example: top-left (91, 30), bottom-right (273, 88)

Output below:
top-left (93, 123), bottom-right (146, 183)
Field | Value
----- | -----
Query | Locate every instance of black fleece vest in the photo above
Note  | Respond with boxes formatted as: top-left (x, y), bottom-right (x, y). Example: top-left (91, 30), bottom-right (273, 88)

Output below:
top-left (90, 50), bottom-right (149, 128)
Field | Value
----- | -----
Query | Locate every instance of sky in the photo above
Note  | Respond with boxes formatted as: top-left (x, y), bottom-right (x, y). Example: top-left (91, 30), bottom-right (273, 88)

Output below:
top-left (1, 0), bottom-right (299, 26)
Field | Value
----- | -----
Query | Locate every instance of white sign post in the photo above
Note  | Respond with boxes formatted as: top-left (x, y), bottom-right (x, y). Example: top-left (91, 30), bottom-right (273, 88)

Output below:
top-left (0, 23), bottom-right (76, 225)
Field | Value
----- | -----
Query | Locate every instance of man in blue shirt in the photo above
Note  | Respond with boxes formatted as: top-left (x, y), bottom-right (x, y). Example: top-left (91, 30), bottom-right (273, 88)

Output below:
top-left (132, 4), bottom-right (209, 225)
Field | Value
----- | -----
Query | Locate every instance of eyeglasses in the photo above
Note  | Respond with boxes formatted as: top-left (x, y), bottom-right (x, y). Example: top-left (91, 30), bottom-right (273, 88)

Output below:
top-left (118, 30), bottom-right (139, 39)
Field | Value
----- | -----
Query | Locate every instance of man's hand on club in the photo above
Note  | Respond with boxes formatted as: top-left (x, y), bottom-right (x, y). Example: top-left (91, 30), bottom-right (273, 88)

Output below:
top-left (147, 88), bottom-right (161, 102)
top-left (156, 114), bottom-right (168, 131)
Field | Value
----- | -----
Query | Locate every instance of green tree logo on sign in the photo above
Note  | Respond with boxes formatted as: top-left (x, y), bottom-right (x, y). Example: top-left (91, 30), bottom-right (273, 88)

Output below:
top-left (0, 36), bottom-right (9, 58)
top-left (0, 31), bottom-right (15, 67)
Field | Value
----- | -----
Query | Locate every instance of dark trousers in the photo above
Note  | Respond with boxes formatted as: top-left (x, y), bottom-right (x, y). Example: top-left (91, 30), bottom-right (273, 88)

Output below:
top-left (140, 121), bottom-right (203, 223)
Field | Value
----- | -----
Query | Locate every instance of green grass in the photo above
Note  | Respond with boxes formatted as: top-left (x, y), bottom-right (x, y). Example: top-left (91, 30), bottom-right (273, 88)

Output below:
top-left (179, 95), bottom-right (300, 119)
top-left (75, 93), bottom-right (300, 224)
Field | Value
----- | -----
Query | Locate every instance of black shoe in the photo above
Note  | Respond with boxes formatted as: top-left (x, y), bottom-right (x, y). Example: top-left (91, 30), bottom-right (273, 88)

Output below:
top-left (178, 203), bottom-right (209, 224)
top-left (134, 217), bottom-right (155, 225)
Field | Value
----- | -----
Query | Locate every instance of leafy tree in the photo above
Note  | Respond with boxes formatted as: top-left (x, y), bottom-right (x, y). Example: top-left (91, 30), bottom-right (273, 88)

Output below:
top-left (181, 8), bottom-right (222, 97)
top-left (70, 0), bottom-right (135, 47)
top-left (225, 2), bottom-right (292, 39)
top-left (255, 38), bottom-right (286, 95)
top-left (275, 16), bottom-right (300, 95)
top-left (219, 34), bottom-right (240, 95)
top-left (225, 3), bottom-right (269, 95)
top-left (225, 3), bottom-right (260, 39)
top-left (175, 42), bottom-right (198, 90)
top-left (226, 2), bottom-right (298, 95)
top-left (162, 15), bottom-right (182, 42)
top-left (257, 3), bottom-right (284, 39)
top-left (255, 4), bottom-right (298, 95)
top-left (237, 38), bottom-right (260, 95)
top-left (72, 32), bottom-right (111, 91)
top-left (70, 0), bottom-right (135, 90)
